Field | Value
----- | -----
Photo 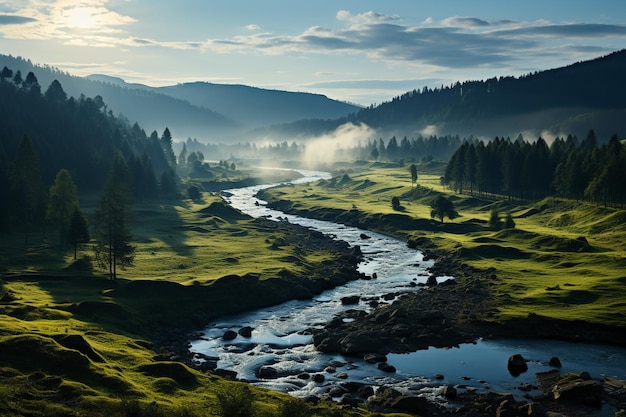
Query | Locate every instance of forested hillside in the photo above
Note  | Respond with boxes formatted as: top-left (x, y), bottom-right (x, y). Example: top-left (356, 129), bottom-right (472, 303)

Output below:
top-left (0, 55), bottom-right (236, 141)
top-left (443, 131), bottom-right (626, 207)
top-left (0, 65), bottom-right (176, 231)
top-left (0, 55), bottom-right (360, 142)
top-left (276, 50), bottom-right (626, 141)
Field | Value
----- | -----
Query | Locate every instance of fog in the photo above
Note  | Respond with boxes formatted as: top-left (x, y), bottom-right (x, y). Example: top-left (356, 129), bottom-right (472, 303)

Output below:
top-left (300, 122), bottom-right (377, 168)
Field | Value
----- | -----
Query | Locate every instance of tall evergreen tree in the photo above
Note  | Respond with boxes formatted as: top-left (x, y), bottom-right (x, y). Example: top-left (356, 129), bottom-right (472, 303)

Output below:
top-left (11, 135), bottom-right (46, 245)
top-left (68, 206), bottom-right (89, 260)
top-left (46, 169), bottom-right (79, 243)
top-left (161, 127), bottom-right (177, 168)
top-left (92, 158), bottom-right (135, 280)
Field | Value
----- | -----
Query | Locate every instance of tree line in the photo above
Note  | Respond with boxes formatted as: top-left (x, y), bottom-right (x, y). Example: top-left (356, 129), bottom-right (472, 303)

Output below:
top-left (0, 66), bottom-right (180, 278)
top-left (443, 131), bottom-right (626, 207)
top-left (179, 132), bottom-right (463, 164)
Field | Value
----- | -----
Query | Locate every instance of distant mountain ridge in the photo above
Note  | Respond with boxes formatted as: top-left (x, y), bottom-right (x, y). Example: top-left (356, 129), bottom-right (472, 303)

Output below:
top-left (2, 50), bottom-right (625, 143)
top-left (0, 55), bottom-right (360, 141)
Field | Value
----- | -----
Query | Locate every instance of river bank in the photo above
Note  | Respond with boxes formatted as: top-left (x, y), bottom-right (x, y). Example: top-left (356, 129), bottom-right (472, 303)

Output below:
top-left (252, 189), bottom-right (626, 416)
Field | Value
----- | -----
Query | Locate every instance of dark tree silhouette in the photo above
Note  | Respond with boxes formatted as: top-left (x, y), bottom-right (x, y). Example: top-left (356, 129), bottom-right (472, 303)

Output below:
top-left (92, 158), bottom-right (135, 280)
top-left (410, 164), bottom-right (418, 188)
top-left (11, 135), bottom-right (45, 245)
top-left (68, 206), bottom-right (89, 260)
top-left (46, 169), bottom-right (79, 242)
top-left (429, 195), bottom-right (458, 223)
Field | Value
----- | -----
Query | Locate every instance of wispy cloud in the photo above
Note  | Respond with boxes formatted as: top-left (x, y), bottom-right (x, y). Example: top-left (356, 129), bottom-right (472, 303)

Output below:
top-left (189, 11), bottom-right (626, 70)
top-left (0, 14), bottom-right (37, 25)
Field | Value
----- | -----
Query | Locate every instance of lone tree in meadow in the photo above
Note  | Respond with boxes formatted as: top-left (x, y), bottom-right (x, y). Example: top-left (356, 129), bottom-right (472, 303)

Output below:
top-left (68, 206), bottom-right (89, 259)
top-left (429, 195), bottom-right (458, 223)
top-left (410, 164), bottom-right (418, 188)
top-left (47, 169), bottom-right (79, 243)
top-left (93, 157), bottom-right (135, 280)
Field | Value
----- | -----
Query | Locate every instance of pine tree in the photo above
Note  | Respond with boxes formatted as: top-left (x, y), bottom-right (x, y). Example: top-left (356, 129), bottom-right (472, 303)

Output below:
top-left (47, 169), bottom-right (79, 243)
top-left (68, 206), bottom-right (89, 260)
top-left (161, 127), bottom-right (177, 168)
top-left (11, 135), bottom-right (46, 245)
top-left (92, 158), bottom-right (135, 279)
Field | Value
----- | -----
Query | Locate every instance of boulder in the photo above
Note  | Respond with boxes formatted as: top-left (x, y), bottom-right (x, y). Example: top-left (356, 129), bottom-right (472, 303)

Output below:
top-left (442, 385), bottom-right (457, 398)
top-left (548, 356), bottom-right (562, 368)
top-left (340, 394), bottom-right (361, 406)
top-left (238, 326), bottom-right (253, 338)
top-left (312, 374), bottom-right (325, 383)
top-left (341, 295), bottom-right (360, 305)
top-left (426, 276), bottom-right (438, 286)
top-left (390, 396), bottom-right (430, 414)
top-left (356, 385), bottom-right (375, 399)
top-left (256, 366), bottom-right (278, 379)
top-left (328, 386), bottom-right (348, 398)
top-left (378, 363), bottom-right (396, 373)
top-left (507, 354), bottom-right (528, 376)
top-left (222, 330), bottom-right (238, 341)
top-left (552, 379), bottom-right (603, 405)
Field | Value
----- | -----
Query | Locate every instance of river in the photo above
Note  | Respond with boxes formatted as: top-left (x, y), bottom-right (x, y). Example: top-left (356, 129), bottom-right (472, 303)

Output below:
top-left (189, 169), bottom-right (626, 405)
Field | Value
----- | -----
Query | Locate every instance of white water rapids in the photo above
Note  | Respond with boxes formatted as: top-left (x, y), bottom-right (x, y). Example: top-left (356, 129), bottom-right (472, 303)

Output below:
top-left (189, 169), bottom-right (626, 402)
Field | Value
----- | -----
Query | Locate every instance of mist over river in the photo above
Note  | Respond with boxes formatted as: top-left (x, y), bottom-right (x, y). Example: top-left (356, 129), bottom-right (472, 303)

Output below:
top-left (189, 169), bottom-right (626, 403)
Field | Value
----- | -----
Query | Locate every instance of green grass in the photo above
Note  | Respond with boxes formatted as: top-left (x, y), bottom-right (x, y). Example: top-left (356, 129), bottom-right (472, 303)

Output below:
top-left (0, 175), bottom-right (384, 417)
top-left (263, 160), bottom-right (626, 328)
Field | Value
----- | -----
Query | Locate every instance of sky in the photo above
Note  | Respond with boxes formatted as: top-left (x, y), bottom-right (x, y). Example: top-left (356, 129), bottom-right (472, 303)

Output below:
top-left (0, 0), bottom-right (625, 106)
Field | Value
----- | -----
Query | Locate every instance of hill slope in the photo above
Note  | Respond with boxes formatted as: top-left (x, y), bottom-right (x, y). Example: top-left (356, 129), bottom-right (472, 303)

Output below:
top-left (0, 55), bottom-right (360, 141)
top-left (157, 82), bottom-right (360, 128)
top-left (280, 50), bottom-right (626, 141)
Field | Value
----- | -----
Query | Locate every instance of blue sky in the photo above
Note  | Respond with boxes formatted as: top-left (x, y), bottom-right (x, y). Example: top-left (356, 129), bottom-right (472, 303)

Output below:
top-left (0, 0), bottom-right (625, 105)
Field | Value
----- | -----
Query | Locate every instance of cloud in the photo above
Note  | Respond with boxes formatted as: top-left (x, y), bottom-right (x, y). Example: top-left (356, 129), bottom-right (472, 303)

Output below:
top-left (191, 12), bottom-right (626, 72)
top-left (0, 14), bottom-right (37, 25)
top-left (246, 24), bottom-right (260, 31)
top-left (0, 0), bottom-right (136, 45)
top-left (442, 16), bottom-right (490, 27)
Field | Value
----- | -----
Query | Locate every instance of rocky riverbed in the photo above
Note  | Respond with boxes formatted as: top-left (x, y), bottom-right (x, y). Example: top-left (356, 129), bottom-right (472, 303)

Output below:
top-left (304, 236), bottom-right (626, 416)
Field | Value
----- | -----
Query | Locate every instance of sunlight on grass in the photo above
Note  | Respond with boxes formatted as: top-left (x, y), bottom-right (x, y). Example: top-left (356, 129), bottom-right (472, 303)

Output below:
top-left (265, 161), bottom-right (626, 327)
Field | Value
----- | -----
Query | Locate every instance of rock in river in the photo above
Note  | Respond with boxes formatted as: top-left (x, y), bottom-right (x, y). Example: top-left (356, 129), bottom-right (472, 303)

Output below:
top-left (507, 353), bottom-right (528, 376)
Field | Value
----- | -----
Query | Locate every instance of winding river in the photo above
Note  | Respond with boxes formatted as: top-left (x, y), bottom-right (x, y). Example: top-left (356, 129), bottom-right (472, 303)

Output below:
top-left (189, 169), bottom-right (626, 403)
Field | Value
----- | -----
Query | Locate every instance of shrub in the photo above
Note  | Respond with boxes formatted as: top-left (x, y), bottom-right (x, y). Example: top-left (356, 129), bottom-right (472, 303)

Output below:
top-left (488, 209), bottom-right (502, 230)
top-left (215, 384), bottom-right (256, 417)
top-left (188, 185), bottom-right (202, 200)
top-left (504, 213), bottom-right (516, 229)
top-left (277, 396), bottom-right (309, 417)
top-left (391, 196), bottom-right (401, 210)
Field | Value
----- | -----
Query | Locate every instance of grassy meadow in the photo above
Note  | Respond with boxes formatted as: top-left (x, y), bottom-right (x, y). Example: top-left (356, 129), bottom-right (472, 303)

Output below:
top-left (262, 161), bottom-right (626, 328)
top-left (0, 167), bottom-right (381, 417)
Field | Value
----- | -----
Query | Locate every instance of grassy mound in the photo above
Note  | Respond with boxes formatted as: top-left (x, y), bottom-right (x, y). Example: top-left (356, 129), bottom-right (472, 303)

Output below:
top-left (0, 334), bottom-right (92, 377)
top-left (136, 362), bottom-right (198, 388)
top-left (197, 201), bottom-right (250, 223)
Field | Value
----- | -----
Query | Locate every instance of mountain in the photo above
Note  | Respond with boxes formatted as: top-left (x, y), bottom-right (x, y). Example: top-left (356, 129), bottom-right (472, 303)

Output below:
top-left (0, 55), bottom-right (237, 140)
top-left (156, 82), bottom-right (359, 129)
top-left (0, 55), bottom-right (360, 142)
top-left (279, 50), bottom-right (626, 142)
